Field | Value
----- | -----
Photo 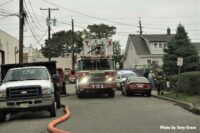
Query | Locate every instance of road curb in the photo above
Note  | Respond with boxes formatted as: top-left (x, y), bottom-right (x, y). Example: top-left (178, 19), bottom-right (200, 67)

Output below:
top-left (48, 105), bottom-right (71, 133)
top-left (152, 94), bottom-right (200, 115)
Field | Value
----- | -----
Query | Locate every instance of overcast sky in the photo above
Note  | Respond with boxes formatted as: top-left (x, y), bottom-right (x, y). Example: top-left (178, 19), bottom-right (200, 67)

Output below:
top-left (0, 0), bottom-right (199, 50)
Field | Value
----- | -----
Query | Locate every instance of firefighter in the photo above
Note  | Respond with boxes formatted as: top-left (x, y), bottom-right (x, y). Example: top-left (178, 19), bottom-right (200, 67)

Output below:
top-left (156, 71), bottom-right (163, 95)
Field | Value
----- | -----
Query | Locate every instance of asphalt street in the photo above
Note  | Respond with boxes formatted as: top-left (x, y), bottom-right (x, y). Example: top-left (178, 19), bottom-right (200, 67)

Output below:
top-left (0, 83), bottom-right (199, 133)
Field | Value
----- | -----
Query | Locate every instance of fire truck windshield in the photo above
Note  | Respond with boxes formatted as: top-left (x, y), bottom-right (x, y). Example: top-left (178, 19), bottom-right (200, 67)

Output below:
top-left (78, 59), bottom-right (114, 70)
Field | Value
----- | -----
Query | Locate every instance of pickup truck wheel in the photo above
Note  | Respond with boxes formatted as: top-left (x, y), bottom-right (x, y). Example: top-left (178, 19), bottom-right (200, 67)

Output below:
top-left (77, 92), bottom-right (84, 98)
top-left (49, 101), bottom-right (56, 117)
top-left (55, 91), bottom-right (61, 109)
top-left (0, 112), bottom-right (6, 122)
top-left (108, 91), bottom-right (115, 98)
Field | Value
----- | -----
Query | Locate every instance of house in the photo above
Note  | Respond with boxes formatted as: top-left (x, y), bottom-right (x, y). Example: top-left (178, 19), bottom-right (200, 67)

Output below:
top-left (122, 28), bottom-right (200, 70)
top-left (0, 30), bottom-right (19, 64)
top-left (122, 28), bottom-right (174, 69)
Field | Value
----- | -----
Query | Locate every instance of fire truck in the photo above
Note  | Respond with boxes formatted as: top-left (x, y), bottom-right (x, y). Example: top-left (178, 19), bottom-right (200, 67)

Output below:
top-left (75, 38), bottom-right (117, 98)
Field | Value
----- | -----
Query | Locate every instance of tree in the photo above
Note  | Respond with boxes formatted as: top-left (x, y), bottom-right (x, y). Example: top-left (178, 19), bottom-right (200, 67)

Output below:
top-left (113, 41), bottom-right (123, 62)
top-left (86, 23), bottom-right (122, 64)
top-left (41, 30), bottom-right (83, 58)
top-left (163, 24), bottom-right (199, 75)
top-left (87, 23), bottom-right (116, 38)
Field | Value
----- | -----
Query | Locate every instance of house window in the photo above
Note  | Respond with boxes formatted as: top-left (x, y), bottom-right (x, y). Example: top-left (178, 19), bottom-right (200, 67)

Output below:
top-left (159, 43), bottom-right (162, 48)
top-left (154, 43), bottom-right (157, 48)
top-left (152, 61), bottom-right (158, 65)
top-left (147, 59), bottom-right (151, 64)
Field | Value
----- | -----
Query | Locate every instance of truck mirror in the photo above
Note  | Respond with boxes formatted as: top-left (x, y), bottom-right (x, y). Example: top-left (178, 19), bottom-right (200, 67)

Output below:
top-left (52, 74), bottom-right (60, 82)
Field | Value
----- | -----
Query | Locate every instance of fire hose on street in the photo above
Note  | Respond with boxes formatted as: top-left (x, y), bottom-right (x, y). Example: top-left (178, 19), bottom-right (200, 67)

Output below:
top-left (48, 105), bottom-right (71, 133)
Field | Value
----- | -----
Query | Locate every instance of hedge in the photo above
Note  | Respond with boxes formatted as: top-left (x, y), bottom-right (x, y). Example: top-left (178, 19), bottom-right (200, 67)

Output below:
top-left (168, 71), bottom-right (200, 96)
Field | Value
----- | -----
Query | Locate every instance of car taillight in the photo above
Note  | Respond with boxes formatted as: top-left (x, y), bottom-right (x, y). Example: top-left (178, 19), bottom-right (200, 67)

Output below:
top-left (79, 72), bottom-right (89, 77)
top-left (143, 84), bottom-right (151, 89)
top-left (128, 83), bottom-right (138, 89)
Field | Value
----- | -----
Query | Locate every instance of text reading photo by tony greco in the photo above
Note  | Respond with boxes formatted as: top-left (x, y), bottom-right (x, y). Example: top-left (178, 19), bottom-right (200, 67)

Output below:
top-left (160, 125), bottom-right (198, 131)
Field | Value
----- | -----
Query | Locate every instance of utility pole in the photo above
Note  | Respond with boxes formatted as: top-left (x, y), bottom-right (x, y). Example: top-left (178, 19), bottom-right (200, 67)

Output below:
top-left (19, 0), bottom-right (25, 63)
top-left (139, 20), bottom-right (143, 35)
top-left (40, 8), bottom-right (58, 61)
top-left (71, 18), bottom-right (75, 70)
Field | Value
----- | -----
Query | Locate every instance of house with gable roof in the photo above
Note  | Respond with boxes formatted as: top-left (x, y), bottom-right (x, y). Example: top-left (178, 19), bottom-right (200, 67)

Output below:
top-left (122, 28), bottom-right (200, 70)
top-left (122, 28), bottom-right (174, 69)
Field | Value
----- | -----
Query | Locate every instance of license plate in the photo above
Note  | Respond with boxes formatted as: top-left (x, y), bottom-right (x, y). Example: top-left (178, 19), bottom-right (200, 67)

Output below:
top-left (137, 84), bottom-right (143, 88)
top-left (20, 103), bottom-right (29, 108)
top-left (91, 84), bottom-right (104, 89)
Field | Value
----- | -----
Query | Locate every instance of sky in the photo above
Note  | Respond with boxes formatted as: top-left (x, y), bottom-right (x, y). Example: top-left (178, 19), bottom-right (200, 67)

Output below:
top-left (0, 0), bottom-right (199, 50)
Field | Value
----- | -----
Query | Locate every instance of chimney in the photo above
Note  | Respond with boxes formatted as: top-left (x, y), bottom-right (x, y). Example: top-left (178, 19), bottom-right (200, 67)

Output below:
top-left (167, 27), bottom-right (171, 35)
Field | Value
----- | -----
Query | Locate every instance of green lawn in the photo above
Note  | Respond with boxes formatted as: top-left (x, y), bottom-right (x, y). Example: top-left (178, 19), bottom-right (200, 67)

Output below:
top-left (161, 91), bottom-right (200, 105)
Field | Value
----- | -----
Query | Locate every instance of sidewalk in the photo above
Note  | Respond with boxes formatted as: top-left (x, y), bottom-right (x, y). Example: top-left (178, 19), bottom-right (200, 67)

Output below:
top-left (151, 90), bottom-right (200, 115)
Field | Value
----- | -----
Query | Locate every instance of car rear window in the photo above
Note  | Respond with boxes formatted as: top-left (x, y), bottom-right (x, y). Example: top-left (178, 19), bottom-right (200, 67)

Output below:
top-left (128, 77), bottom-right (149, 83)
top-left (121, 73), bottom-right (136, 78)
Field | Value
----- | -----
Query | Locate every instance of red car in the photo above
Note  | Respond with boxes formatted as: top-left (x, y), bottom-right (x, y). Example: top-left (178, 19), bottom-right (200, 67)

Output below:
top-left (121, 76), bottom-right (152, 97)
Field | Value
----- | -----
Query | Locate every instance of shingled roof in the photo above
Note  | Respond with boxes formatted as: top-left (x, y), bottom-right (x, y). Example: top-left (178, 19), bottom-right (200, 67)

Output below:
top-left (142, 34), bottom-right (174, 42)
top-left (128, 34), bottom-right (174, 55)
top-left (129, 34), bottom-right (150, 55)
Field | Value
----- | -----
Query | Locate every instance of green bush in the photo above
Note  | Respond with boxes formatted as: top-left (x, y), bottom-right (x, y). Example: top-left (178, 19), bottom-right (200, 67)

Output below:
top-left (167, 75), bottom-right (177, 91)
top-left (168, 71), bottom-right (200, 95)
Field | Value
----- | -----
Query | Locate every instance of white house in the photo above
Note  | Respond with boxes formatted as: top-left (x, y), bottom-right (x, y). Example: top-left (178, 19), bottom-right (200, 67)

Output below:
top-left (0, 30), bottom-right (19, 64)
top-left (122, 29), bottom-right (200, 70)
top-left (122, 29), bottom-right (174, 69)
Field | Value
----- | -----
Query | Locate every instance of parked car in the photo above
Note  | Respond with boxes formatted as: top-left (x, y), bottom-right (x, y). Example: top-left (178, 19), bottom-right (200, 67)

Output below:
top-left (68, 69), bottom-right (76, 83)
top-left (121, 76), bottom-right (152, 97)
top-left (116, 70), bottom-right (137, 90)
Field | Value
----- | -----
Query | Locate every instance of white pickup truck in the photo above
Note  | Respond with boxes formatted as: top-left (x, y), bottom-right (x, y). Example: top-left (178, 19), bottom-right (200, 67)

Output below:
top-left (0, 66), bottom-right (58, 121)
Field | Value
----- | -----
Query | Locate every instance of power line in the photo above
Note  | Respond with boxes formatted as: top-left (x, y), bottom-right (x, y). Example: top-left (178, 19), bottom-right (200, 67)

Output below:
top-left (0, 0), bottom-right (13, 7)
top-left (27, 0), bottom-right (45, 31)
top-left (95, 15), bottom-right (197, 20)
top-left (43, 1), bottom-right (190, 33)
top-left (24, 0), bottom-right (46, 32)
top-left (25, 17), bottom-right (43, 46)
top-left (31, 31), bottom-right (48, 47)
top-left (43, 1), bottom-right (138, 27)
